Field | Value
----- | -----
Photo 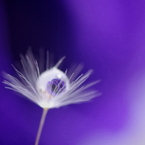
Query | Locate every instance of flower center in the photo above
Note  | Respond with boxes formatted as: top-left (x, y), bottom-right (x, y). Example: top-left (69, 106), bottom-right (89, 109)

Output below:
top-left (47, 78), bottom-right (66, 95)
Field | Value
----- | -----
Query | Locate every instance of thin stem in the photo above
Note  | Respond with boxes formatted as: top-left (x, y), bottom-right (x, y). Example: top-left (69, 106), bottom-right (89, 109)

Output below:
top-left (35, 108), bottom-right (48, 145)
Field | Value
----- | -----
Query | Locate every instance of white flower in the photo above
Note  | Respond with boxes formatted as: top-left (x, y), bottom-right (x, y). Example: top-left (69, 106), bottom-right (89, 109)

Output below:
top-left (3, 50), bottom-right (99, 109)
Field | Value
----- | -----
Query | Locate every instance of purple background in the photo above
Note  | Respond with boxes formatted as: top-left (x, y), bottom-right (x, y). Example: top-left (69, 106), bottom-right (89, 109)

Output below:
top-left (1, 0), bottom-right (145, 144)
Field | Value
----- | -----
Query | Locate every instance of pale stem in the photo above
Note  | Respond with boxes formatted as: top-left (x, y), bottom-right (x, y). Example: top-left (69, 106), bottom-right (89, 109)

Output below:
top-left (35, 108), bottom-right (48, 145)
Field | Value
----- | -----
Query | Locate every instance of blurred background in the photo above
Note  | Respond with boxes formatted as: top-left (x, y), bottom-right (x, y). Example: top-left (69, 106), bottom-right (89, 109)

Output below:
top-left (1, 0), bottom-right (145, 144)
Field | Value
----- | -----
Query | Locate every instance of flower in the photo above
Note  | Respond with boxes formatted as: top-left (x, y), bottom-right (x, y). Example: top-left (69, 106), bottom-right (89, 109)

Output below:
top-left (3, 50), bottom-right (99, 109)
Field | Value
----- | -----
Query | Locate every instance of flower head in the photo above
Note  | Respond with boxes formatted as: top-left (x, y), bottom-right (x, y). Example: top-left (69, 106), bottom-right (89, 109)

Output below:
top-left (3, 50), bottom-right (99, 109)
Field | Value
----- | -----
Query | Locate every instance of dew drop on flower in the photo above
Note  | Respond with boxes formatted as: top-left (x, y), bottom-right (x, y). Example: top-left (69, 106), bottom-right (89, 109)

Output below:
top-left (47, 78), bottom-right (66, 95)
top-left (36, 68), bottom-right (70, 97)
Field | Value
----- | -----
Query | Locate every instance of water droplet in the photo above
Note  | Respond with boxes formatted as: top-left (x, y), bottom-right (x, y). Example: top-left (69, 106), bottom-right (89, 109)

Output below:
top-left (47, 78), bottom-right (66, 95)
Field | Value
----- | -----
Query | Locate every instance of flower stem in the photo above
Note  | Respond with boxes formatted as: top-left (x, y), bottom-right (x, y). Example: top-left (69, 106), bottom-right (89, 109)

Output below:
top-left (35, 108), bottom-right (48, 145)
